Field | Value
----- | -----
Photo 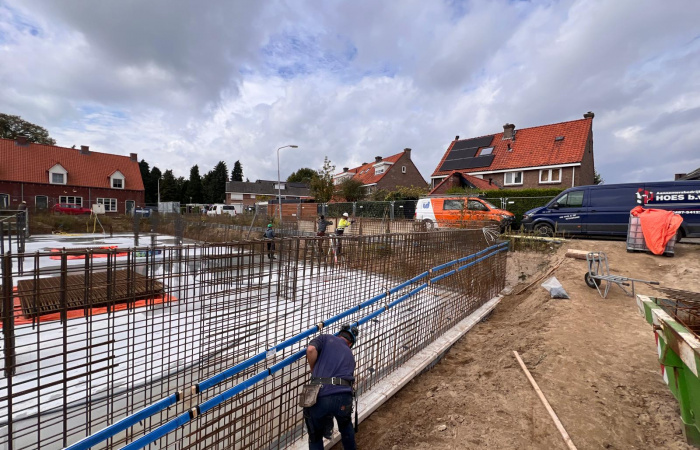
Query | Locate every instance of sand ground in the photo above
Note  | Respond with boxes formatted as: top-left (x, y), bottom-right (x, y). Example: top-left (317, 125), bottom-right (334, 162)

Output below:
top-left (341, 239), bottom-right (700, 450)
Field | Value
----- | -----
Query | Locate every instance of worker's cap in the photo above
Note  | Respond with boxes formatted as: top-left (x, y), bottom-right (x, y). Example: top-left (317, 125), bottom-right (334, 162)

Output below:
top-left (342, 212), bottom-right (349, 217)
top-left (267, 223), bottom-right (273, 228)
top-left (339, 324), bottom-right (359, 347)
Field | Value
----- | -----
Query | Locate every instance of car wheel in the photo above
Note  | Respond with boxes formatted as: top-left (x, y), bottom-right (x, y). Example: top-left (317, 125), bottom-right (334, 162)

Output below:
top-left (584, 273), bottom-right (600, 289)
top-left (675, 228), bottom-right (683, 243)
top-left (534, 223), bottom-right (554, 237)
top-left (422, 219), bottom-right (434, 231)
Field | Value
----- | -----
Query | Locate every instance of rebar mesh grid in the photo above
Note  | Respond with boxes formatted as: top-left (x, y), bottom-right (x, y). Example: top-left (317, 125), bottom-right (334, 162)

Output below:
top-left (653, 287), bottom-right (700, 336)
top-left (0, 229), bottom-right (506, 450)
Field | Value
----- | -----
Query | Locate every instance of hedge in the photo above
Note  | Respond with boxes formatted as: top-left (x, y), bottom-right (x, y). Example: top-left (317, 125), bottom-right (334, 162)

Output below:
top-left (446, 187), bottom-right (565, 227)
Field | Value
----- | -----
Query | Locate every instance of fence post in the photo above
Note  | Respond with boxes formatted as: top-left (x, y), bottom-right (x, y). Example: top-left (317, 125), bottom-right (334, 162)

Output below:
top-left (390, 201), bottom-right (395, 221)
top-left (2, 253), bottom-right (15, 377)
top-left (352, 202), bottom-right (357, 217)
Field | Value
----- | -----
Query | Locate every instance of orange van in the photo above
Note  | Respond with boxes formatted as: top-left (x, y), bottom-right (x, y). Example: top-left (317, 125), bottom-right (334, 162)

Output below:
top-left (415, 197), bottom-right (514, 230)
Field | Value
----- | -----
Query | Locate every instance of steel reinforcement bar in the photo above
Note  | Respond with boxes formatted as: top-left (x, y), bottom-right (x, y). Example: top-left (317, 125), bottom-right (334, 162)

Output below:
top-left (70, 242), bottom-right (508, 450)
top-left (0, 229), bottom-right (505, 449)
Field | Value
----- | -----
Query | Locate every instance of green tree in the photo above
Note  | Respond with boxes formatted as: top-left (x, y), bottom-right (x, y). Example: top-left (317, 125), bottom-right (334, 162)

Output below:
top-left (231, 160), bottom-right (244, 182)
top-left (150, 166), bottom-right (162, 204)
top-left (177, 178), bottom-right (189, 204)
top-left (0, 113), bottom-right (56, 145)
top-left (186, 165), bottom-right (204, 203)
top-left (159, 170), bottom-right (179, 201)
top-left (202, 161), bottom-right (228, 203)
top-left (139, 160), bottom-right (152, 204)
top-left (287, 167), bottom-right (318, 184)
top-left (370, 189), bottom-right (389, 201)
top-left (594, 170), bottom-right (604, 185)
top-left (338, 178), bottom-right (366, 202)
top-left (384, 185), bottom-right (429, 201)
top-left (310, 157), bottom-right (335, 203)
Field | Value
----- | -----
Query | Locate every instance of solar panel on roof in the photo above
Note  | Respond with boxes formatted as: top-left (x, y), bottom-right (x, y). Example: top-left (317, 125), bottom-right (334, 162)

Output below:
top-left (439, 154), bottom-right (495, 172)
top-left (444, 147), bottom-right (478, 160)
top-left (451, 135), bottom-right (494, 151)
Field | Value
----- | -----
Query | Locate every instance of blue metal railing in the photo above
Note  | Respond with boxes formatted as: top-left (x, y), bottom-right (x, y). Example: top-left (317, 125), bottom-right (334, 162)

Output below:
top-left (65, 241), bottom-right (508, 450)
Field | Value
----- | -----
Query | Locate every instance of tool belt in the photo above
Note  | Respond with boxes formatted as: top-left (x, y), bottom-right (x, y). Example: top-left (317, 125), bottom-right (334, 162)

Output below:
top-left (311, 377), bottom-right (353, 387)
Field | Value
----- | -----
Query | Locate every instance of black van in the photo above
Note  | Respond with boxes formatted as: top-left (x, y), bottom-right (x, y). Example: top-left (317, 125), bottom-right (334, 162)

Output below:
top-left (521, 181), bottom-right (700, 239)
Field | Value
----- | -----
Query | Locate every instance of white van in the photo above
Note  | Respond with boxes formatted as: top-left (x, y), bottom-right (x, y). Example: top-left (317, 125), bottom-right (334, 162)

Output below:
top-left (207, 204), bottom-right (237, 216)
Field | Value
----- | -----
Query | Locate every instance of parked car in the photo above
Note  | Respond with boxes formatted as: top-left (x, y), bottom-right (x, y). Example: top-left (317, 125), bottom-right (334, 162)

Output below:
top-left (415, 197), bottom-right (514, 230)
top-left (207, 204), bottom-right (237, 216)
top-left (52, 203), bottom-right (92, 215)
top-left (521, 181), bottom-right (700, 239)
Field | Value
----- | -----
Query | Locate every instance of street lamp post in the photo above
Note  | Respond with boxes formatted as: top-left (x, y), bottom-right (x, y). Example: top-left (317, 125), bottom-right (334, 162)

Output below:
top-left (277, 145), bottom-right (298, 224)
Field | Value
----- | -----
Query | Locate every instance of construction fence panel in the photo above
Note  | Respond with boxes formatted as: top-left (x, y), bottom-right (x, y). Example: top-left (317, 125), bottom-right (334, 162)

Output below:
top-left (0, 229), bottom-right (506, 450)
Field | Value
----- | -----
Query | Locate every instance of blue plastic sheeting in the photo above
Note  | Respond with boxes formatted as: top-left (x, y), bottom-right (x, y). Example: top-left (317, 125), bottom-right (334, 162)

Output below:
top-left (73, 242), bottom-right (508, 450)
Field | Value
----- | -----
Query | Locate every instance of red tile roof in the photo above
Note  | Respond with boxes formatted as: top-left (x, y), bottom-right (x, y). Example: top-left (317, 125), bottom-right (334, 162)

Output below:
top-left (336, 152), bottom-right (404, 185)
top-left (428, 171), bottom-right (499, 195)
top-left (0, 138), bottom-right (145, 190)
top-left (431, 118), bottom-right (592, 178)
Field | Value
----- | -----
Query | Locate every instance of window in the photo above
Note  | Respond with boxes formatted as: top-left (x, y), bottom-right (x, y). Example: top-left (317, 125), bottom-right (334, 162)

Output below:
top-left (402, 166), bottom-right (406, 174)
top-left (112, 178), bottom-right (123, 189)
top-left (59, 196), bottom-right (83, 206)
top-left (97, 198), bottom-right (118, 212)
top-left (539, 169), bottom-right (562, 184)
top-left (555, 191), bottom-right (584, 208)
top-left (443, 199), bottom-right (464, 210)
top-left (49, 164), bottom-right (68, 185)
top-left (480, 147), bottom-right (494, 156)
top-left (504, 171), bottom-right (523, 186)
top-left (52, 173), bottom-right (65, 184)
top-left (0, 194), bottom-right (8, 208)
top-left (467, 200), bottom-right (488, 211)
top-left (35, 196), bottom-right (48, 209)
top-left (375, 167), bottom-right (385, 175)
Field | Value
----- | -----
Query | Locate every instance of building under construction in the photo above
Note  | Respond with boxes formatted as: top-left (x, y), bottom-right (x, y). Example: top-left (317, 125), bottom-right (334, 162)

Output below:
top-left (0, 227), bottom-right (507, 449)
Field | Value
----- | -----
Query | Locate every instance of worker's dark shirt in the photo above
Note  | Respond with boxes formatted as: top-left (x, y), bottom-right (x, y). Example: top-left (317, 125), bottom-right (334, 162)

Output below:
top-left (309, 334), bottom-right (355, 398)
top-left (264, 228), bottom-right (275, 239)
top-left (317, 219), bottom-right (331, 233)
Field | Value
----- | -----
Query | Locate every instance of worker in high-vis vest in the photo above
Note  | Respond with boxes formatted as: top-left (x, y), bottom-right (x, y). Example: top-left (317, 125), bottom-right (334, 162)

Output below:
top-left (336, 213), bottom-right (351, 236)
top-left (335, 213), bottom-right (352, 256)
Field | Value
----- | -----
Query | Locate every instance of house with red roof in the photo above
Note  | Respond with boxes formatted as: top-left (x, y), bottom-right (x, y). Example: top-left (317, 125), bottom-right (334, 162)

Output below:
top-left (333, 148), bottom-right (426, 196)
top-left (0, 137), bottom-right (145, 213)
top-left (430, 112), bottom-right (596, 192)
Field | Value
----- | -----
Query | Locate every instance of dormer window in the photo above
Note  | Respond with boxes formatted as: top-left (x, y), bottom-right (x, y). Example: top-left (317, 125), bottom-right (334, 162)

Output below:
top-left (375, 167), bottom-right (385, 175)
top-left (49, 163), bottom-right (68, 185)
top-left (110, 170), bottom-right (125, 189)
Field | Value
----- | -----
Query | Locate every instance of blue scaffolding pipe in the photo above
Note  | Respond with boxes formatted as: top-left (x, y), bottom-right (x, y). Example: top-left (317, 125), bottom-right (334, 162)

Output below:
top-left (66, 241), bottom-right (508, 450)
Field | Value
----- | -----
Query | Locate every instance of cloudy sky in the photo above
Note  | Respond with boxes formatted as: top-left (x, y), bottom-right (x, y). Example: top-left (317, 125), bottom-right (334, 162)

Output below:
top-left (1, 0), bottom-right (699, 184)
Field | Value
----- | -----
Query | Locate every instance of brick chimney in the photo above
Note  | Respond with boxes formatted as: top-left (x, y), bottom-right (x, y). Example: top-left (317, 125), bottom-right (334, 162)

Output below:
top-left (584, 111), bottom-right (595, 119)
top-left (15, 136), bottom-right (28, 146)
top-left (502, 124), bottom-right (515, 140)
top-left (343, 167), bottom-right (349, 172)
top-left (130, 153), bottom-right (138, 162)
top-left (455, 135), bottom-right (459, 141)
top-left (403, 148), bottom-right (412, 160)
top-left (675, 173), bottom-right (687, 181)
top-left (80, 145), bottom-right (90, 155)
top-left (375, 156), bottom-right (383, 163)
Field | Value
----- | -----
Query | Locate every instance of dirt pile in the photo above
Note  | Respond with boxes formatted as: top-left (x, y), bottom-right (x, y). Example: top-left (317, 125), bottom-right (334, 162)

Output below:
top-left (344, 240), bottom-right (700, 449)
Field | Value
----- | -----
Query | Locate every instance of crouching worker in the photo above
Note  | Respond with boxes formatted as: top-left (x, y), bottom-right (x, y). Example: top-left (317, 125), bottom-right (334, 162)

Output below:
top-left (303, 325), bottom-right (358, 450)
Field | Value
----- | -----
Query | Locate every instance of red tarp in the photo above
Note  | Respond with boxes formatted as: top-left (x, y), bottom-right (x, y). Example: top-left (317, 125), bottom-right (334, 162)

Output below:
top-left (630, 206), bottom-right (683, 255)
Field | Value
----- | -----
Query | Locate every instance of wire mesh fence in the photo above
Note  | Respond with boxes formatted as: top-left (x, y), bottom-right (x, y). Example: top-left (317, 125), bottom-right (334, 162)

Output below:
top-left (0, 228), bottom-right (506, 449)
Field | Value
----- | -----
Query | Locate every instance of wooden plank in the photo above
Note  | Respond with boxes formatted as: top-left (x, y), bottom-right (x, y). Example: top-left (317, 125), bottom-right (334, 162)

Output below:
top-left (565, 249), bottom-right (589, 260)
top-left (514, 350), bottom-right (577, 450)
